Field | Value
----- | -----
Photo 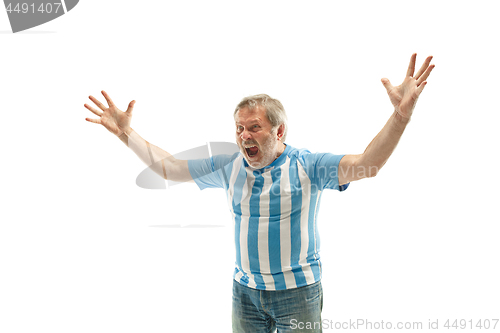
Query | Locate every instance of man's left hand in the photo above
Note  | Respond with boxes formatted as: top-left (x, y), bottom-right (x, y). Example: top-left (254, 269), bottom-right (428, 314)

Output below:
top-left (381, 53), bottom-right (435, 120)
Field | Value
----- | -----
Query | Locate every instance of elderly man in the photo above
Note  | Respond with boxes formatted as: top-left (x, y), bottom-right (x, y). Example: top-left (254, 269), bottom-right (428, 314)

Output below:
top-left (84, 53), bottom-right (434, 333)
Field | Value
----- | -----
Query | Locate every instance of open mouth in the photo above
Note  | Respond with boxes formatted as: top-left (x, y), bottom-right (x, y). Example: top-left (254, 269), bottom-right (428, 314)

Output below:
top-left (245, 145), bottom-right (259, 158)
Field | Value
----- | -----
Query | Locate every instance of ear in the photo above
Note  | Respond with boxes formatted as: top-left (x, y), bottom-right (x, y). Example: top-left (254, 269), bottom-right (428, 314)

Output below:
top-left (276, 123), bottom-right (285, 140)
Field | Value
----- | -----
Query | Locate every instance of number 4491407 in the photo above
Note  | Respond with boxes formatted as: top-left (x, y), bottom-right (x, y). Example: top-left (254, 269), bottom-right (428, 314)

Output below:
top-left (6, 2), bottom-right (62, 14)
top-left (444, 319), bottom-right (498, 330)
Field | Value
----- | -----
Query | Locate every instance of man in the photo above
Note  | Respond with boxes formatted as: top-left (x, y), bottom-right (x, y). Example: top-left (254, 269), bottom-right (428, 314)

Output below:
top-left (84, 54), bottom-right (434, 332)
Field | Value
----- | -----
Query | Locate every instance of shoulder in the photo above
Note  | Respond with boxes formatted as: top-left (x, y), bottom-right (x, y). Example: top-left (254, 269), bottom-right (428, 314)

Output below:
top-left (285, 144), bottom-right (326, 166)
top-left (284, 144), bottom-right (311, 160)
top-left (212, 151), bottom-right (241, 170)
top-left (285, 145), bottom-right (345, 173)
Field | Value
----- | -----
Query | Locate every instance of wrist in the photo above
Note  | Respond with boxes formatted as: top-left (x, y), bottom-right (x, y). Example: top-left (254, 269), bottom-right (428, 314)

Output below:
top-left (121, 127), bottom-right (133, 136)
top-left (118, 127), bottom-right (133, 146)
top-left (394, 110), bottom-right (411, 126)
top-left (117, 127), bottom-right (133, 137)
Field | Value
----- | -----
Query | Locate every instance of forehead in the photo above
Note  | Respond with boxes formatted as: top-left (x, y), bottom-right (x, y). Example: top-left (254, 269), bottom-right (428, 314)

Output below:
top-left (234, 106), bottom-right (269, 125)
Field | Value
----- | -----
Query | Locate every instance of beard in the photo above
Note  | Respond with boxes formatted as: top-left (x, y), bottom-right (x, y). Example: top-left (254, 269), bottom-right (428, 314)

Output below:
top-left (239, 133), bottom-right (279, 169)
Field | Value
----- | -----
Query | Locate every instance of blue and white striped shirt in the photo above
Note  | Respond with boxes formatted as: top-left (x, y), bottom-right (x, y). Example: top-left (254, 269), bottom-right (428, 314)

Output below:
top-left (188, 144), bottom-right (349, 290)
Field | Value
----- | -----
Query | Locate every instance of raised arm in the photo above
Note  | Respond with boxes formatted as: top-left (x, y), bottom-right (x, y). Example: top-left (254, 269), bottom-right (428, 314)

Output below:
top-left (338, 53), bottom-right (435, 185)
top-left (84, 91), bottom-right (193, 182)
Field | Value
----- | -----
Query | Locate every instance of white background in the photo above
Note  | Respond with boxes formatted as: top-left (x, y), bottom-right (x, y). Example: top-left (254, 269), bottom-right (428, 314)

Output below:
top-left (1, 1), bottom-right (499, 332)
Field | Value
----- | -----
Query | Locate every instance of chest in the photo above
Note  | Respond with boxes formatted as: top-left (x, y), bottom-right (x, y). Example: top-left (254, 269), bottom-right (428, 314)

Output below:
top-left (226, 162), bottom-right (316, 218)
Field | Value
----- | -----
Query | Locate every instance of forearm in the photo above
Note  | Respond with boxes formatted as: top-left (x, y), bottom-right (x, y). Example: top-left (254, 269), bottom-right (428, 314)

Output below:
top-left (358, 110), bottom-right (410, 174)
top-left (118, 128), bottom-right (180, 181)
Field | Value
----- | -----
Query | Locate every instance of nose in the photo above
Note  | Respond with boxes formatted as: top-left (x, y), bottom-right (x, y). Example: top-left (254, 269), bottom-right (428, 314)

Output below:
top-left (240, 128), bottom-right (252, 141)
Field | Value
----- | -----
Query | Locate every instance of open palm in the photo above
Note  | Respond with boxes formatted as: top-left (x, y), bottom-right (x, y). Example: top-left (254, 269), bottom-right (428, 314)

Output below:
top-left (381, 54), bottom-right (435, 120)
top-left (84, 90), bottom-right (135, 137)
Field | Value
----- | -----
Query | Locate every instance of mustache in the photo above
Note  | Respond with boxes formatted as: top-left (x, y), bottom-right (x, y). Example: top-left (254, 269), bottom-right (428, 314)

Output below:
top-left (241, 141), bottom-right (258, 147)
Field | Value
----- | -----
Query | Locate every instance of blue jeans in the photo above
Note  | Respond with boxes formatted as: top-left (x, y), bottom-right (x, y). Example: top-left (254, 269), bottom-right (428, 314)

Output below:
top-left (232, 279), bottom-right (323, 333)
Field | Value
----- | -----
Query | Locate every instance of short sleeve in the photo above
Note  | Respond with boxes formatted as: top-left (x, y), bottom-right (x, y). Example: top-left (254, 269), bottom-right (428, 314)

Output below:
top-left (302, 152), bottom-right (350, 191)
top-left (188, 153), bottom-right (238, 190)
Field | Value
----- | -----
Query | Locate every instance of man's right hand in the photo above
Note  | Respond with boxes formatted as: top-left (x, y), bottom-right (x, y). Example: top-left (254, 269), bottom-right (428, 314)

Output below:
top-left (84, 90), bottom-right (135, 137)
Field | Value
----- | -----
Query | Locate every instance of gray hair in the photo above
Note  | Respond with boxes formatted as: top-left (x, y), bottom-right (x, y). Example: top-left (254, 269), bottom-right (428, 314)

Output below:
top-left (233, 94), bottom-right (288, 142)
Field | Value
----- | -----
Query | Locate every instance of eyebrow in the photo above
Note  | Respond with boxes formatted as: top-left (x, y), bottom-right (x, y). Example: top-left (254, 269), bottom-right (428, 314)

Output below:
top-left (235, 119), bottom-right (262, 126)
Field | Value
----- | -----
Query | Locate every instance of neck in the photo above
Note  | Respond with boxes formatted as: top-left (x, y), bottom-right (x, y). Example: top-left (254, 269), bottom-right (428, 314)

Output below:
top-left (275, 142), bottom-right (286, 159)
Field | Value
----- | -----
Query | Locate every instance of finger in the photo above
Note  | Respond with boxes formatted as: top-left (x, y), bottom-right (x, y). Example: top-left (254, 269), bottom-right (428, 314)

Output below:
top-left (416, 64), bottom-right (435, 86)
top-left (85, 117), bottom-right (101, 124)
top-left (84, 103), bottom-right (103, 117)
top-left (406, 53), bottom-right (417, 77)
top-left (89, 95), bottom-right (107, 111)
top-left (381, 78), bottom-right (394, 92)
top-left (126, 100), bottom-right (136, 114)
top-left (414, 55), bottom-right (433, 80)
top-left (416, 81), bottom-right (427, 96)
top-left (101, 90), bottom-right (116, 108)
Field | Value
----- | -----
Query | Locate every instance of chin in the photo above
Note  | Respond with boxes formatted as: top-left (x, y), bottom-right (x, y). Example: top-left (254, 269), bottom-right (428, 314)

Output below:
top-left (245, 159), bottom-right (262, 169)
